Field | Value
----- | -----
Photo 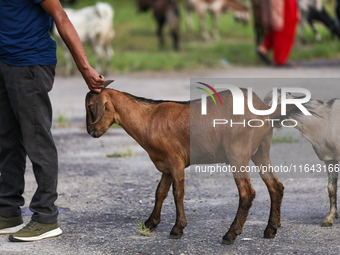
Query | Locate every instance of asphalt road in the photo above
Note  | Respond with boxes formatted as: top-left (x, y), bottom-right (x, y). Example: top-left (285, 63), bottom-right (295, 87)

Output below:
top-left (1, 62), bottom-right (340, 255)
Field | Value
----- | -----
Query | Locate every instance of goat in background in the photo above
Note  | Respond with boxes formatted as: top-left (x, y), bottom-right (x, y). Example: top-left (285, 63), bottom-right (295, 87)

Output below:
top-left (298, 0), bottom-right (340, 43)
top-left (186, 0), bottom-right (249, 41)
top-left (264, 91), bottom-right (340, 227)
top-left (51, 2), bottom-right (115, 76)
top-left (138, 0), bottom-right (181, 51)
top-left (85, 81), bottom-right (288, 244)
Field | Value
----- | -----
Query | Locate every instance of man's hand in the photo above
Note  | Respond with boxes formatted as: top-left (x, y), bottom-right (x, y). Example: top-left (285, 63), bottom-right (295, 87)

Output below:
top-left (39, 0), bottom-right (106, 93)
top-left (81, 67), bottom-right (105, 93)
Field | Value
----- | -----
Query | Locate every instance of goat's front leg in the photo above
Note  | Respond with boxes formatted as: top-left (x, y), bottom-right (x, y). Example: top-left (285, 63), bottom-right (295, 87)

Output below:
top-left (186, 8), bottom-right (194, 33)
top-left (198, 10), bottom-right (210, 41)
top-left (145, 173), bottom-right (173, 230)
top-left (322, 160), bottom-right (339, 227)
top-left (170, 169), bottom-right (187, 239)
top-left (157, 19), bottom-right (165, 49)
top-left (212, 11), bottom-right (220, 40)
top-left (223, 171), bottom-right (255, 245)
top-left (64, 50), bottom-right (74, 76)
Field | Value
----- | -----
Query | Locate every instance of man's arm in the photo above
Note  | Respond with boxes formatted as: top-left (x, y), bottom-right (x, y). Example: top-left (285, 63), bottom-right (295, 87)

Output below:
top-left (39, 0), bottom-right (105, 93)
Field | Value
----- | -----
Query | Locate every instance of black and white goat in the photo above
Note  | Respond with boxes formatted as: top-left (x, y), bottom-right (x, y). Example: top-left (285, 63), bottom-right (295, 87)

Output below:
top-left (299, 0), bottom-right (340, 43)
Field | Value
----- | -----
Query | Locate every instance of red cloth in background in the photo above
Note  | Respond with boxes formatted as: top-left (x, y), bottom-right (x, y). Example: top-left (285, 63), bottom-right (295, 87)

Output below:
top-left (262, 0), bottom-right (298, 65)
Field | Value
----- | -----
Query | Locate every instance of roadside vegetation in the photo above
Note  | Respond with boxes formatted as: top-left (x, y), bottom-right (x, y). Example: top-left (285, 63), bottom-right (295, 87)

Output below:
top-left (57, 114), bottom-right (70, 128)
top-left (272, 136), bottom-right (299, 144)
top-left (56, 0), bottom-right (340, 72)
top-left (106, 148), bottom-right (133, 158)
top-left (136, 219), bottom-right (155, 237)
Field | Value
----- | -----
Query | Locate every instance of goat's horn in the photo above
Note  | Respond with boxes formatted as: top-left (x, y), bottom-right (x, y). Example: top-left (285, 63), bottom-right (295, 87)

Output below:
top-left (104, 80), bottom-right (114, 88)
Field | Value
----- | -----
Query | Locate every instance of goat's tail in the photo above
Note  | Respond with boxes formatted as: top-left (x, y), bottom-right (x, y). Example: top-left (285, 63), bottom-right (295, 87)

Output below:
top-left (269, 104), bottom-right (302, 128)
top-left (95, 2), bottom-right (115, 41)
top-left (95, 2), bottom-right (114, 24)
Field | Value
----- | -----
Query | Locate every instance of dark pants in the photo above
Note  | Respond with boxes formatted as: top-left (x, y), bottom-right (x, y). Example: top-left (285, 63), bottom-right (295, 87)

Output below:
top-left (0, 60), bottom-right (58, 224)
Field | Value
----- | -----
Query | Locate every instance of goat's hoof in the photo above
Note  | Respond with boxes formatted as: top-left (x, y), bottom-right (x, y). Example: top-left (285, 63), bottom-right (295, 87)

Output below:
top-left (222, 237), bottom-right (234, 245)
top-left (144, 219), bottom-right (159, 230)
top-left (264, 228), bottom-right (277, 239)
top-left (321, 222), bottom-right (333, 227)
top-left (169, 233), bottom-right (183, 239)
top-left (264, 233), bottom-right (276, 239)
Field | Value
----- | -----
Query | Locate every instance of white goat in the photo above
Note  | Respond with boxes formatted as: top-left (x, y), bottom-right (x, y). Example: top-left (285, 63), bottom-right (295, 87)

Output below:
top-left (264, 91), bottom-right (340, 227)
top-left (52, 2), bottom-right (115, 76)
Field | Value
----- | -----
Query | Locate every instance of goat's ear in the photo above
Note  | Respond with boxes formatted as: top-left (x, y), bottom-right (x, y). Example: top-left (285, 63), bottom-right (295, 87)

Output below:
top-left (104, 80), bottom-right (114, 88)
top-left (91, 96), bottom-right (107, 125)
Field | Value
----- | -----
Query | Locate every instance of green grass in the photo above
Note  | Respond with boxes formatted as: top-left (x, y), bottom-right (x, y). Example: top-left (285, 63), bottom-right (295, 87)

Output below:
top-left (106, 148), bottom-right (133, 158)
top-left (136, 219), bottom-right (155, 237)
top-left (111, 123), bottom-right (121, 129)
top-left (55, 0), bottom-right (340, 73)
top-left (57, 114), bottom-right (70, 127)
top-left (272, 136), bottom-right (299, 144)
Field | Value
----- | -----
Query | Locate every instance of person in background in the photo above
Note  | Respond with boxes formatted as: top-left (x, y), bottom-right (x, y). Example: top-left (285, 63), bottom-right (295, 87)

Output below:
top-left (0, 0), bottom-right (105, 242)
top-left (256, 0), bottom-right (299, 67)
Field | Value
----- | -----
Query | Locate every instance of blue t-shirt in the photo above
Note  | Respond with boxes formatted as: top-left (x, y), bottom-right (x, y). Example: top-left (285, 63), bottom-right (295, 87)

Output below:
top-left (0, 0), bottom-right (57, 66)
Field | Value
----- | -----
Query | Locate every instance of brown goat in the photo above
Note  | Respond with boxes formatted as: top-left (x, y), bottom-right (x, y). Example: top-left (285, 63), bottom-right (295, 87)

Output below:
top-left (85, 81), bottom-right (285, 244)
top-left (138, 0), bottom-right (180, 50)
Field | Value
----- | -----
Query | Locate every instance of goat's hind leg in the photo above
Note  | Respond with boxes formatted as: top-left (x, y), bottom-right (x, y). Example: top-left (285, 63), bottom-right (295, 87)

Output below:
top-left (169, 164), bottom-right (187, 239)
top-left (252, 137), bottom-right (284, 239)
top-left (222, 153), bottom-right (256, 245)
top-left (322, 160), bottom-right (339, 227)
top-left (145, 173), bottom-right (173, 230)
top-left (94, 44), bottom-right (105, 75)
top-left (256, 165), bottom-right (284, 238)
top-left (103, 45), bottom-right (114, 75)
top-left (166, 10), bottom-right (180, 51)
top-left (307, 11), bottom-right (322, 42)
